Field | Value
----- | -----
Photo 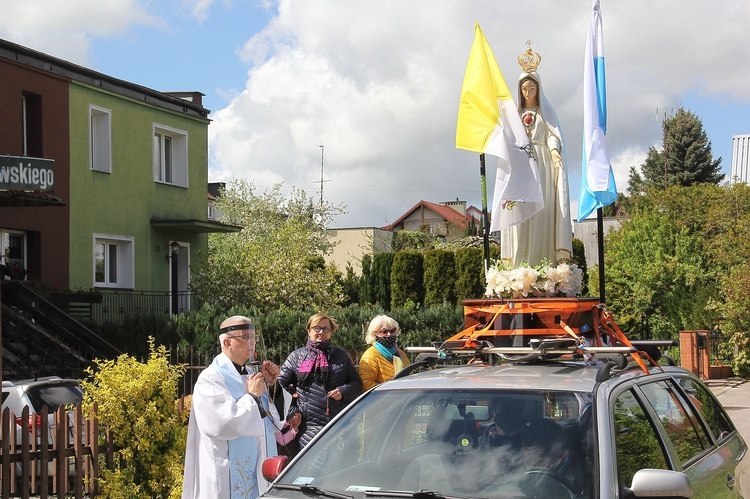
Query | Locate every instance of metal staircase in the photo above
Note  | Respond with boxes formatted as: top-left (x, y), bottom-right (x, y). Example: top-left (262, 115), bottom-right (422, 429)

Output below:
top-left (1, 281), bottom-right (121, 380)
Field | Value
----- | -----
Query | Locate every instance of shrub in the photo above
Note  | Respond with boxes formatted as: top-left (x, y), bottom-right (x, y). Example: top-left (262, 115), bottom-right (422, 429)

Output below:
top-left (390, 252), bottom-right (424, 309)
top-left (423, 249), bottom-right (456, 307)
top-left (371, 252), bottom-right (394, 309)
top-left (454, 247), bottom-right (484, 302)
top-left (80, 339), bottom-right (187, 498)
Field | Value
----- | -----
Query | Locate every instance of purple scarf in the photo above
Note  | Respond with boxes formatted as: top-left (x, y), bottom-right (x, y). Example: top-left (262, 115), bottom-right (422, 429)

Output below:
top-left (297, 340), bottom-right (330, 389)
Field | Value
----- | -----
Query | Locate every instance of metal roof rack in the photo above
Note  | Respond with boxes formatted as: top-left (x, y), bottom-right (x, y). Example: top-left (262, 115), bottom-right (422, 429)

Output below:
top-left (397, 336), bottom-right (678, 382)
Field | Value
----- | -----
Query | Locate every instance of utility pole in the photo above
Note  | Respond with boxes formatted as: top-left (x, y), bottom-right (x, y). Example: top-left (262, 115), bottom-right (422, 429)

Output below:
top-left (315, 143), bottom-right (331, 208)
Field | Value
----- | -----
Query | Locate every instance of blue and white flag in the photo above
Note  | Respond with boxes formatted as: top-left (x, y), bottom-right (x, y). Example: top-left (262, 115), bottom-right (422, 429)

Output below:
top-left (578, 0), bottom-right (617, 221)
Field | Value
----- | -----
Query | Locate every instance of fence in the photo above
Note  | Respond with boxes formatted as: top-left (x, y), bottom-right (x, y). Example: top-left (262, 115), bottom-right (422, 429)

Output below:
top-left (90, 290), bottom-right (195, 325)
top-left (0, 403), bottom-right (114, 498)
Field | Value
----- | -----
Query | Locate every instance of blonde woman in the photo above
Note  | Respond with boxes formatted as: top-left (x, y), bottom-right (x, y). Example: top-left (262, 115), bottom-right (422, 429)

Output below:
top-left (359, 315), bottom-right (410, 391)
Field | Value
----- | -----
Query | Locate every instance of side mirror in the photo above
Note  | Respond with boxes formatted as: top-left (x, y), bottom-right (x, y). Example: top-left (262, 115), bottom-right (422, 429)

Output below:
top-left (262, 455), bottom-right (289, 482)
top-left (629, 469), bottom-right (692, 498)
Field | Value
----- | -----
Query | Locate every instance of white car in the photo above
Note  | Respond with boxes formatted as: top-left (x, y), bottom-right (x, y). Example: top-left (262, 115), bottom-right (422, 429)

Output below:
top-left (2, 376), bottom-right (83, 448)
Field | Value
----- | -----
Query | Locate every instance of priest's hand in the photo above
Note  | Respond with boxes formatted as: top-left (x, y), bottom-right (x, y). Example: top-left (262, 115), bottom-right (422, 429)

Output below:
top-left (247, 372), bottom-right (265, 397)
top-left (261, 360), bottom-right (280, 384)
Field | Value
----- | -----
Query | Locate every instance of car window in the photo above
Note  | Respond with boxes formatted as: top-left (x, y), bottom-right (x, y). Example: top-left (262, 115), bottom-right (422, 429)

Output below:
top-left (639, 379), bottom-right (710, 465)
top-left (613, 388), bottom-right (669, 488)
top-left (25, 383), bottom-right (83, 412)
top-left (676, 377), bottom-right (735, 442)
top-left (273, 388), bottom-right (594, 498)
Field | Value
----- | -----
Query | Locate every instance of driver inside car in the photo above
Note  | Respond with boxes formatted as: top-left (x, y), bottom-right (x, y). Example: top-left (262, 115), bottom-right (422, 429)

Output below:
top-left (520, 418), bottom-right (586, 497)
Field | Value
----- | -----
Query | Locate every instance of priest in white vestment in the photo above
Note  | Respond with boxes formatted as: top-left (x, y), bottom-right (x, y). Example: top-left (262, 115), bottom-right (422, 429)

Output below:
top-left (182, 315), bottom-right (283, 499)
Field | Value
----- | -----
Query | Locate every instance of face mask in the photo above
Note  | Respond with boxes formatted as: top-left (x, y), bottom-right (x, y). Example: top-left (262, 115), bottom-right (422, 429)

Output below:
top-left (376, 335), bottom-right (397, 349)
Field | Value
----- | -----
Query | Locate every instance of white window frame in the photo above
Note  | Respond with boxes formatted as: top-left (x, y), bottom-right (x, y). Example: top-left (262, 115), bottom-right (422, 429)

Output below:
top-left (1, 229), bottom-right (27, 280)
top-left (153, 124), bottom-right (188, 187)
top-left (93, 234), bottom-right (134, 289)
top-left (90, 105), bottom-right (112, 173)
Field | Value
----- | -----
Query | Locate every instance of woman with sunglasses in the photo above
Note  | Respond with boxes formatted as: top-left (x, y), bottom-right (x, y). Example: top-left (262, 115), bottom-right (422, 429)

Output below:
top-left (279, 313), bottom-right (362, 449)
top-left (359, 314), bottom-right (410, 391)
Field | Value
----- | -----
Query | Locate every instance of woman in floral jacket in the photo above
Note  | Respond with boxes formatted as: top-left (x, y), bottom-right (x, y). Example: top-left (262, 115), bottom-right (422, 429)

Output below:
top-left (359, 314), bottom-right (410, 391)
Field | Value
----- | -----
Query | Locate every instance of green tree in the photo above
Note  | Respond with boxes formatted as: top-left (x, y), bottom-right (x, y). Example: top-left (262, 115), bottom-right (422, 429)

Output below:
top-left (628, 107), bottom-right (723, 194)
top-left (424, 249), bottom-right (456, 307)
top-left (338, 263), bottom-right (360, 306)
top-left (371, 252), bottom-right (394, 309)
top-left (359, 254), bottom-right (373, 305)
top-left (604, 185), bottom-right (723, 340)
top-left (571, 238), bottom-right (588, 296)
top-left (454, 247), bottom-right (485, 302)
top-left (190, 180), bottom-right (345, 314)
top-left (391, 251), bottom-right (424, 309)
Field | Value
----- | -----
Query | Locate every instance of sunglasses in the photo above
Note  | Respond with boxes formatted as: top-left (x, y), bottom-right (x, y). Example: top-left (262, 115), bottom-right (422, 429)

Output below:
top-left (377, 328), bottom-right (398, 336)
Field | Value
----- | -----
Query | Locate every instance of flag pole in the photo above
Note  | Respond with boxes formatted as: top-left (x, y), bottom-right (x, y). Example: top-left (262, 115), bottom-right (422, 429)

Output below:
top-left (596, 206), bottom-right (606, 304)
top-left (479, 153), bottom-right (491, 272)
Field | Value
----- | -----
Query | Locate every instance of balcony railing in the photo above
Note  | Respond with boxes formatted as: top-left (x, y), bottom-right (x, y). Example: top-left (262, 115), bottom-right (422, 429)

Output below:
top-left (89, 290), bottom-right (195, 325)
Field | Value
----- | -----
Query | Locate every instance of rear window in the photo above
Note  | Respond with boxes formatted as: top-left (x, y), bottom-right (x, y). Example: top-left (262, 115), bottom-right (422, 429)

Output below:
top-left (25, 383), bottom-right (83, 412)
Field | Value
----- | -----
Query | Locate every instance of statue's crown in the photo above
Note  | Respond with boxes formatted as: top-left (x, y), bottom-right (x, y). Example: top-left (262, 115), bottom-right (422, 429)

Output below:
top-left (517, 40), bottom-right (542, 73)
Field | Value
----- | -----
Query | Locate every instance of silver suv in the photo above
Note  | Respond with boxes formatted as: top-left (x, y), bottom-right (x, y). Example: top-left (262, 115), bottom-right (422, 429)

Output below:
top-left (261, 348), bottom-right (748, 498)
top-left (2, 376), bottom-right (83, 447)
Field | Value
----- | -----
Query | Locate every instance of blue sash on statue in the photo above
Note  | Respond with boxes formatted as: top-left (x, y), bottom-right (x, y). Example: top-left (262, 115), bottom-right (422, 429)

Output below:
top-left (214, 354), bottom-right (261, 499)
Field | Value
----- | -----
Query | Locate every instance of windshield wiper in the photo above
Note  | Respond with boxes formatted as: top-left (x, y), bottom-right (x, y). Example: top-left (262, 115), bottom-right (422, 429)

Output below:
top-left (365, 490), bottom-right (487, 499)
top-left (272, 483), bottom-right (354, 499)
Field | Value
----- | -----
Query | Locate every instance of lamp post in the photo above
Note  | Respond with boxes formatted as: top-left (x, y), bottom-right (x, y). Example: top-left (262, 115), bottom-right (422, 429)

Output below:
top-left (170, 241), bottom-right (180, 316)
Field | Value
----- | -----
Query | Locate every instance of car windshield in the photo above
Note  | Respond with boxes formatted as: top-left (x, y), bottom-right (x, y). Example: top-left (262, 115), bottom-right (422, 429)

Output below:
top-left (272, 387), bottom-right (595, 499)
top-left (25, 383), bottom-right (83, 412)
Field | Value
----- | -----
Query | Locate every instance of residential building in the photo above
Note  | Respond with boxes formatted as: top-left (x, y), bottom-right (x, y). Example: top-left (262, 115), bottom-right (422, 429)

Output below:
top-left (572, 217), bottom-right (623, 268)
top-left (0, 38), bottom-right (238, 312)
top-left (385, 199), bottom-right (481, 240)
top-left (326, 227), bottom-right (393, 274)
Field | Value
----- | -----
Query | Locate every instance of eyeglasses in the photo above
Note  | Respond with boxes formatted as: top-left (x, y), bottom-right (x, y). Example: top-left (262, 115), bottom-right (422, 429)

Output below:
top-left (377, 328), bottom-right (398, 336)
top-left (228, 333), bottom-right (255, 342)
top-left (311, 326), bottom-right (332, 333)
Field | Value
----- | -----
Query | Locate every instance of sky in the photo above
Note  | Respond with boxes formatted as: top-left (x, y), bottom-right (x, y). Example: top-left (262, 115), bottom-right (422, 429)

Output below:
top-left (2, 0), bottom-right (750, 228)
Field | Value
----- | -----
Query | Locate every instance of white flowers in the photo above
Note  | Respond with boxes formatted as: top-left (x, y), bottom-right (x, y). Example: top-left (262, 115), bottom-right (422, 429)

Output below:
top-left (485, 260), bottom-right (583, 299)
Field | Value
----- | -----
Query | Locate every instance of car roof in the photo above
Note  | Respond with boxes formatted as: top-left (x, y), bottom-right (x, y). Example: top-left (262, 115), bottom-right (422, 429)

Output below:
top-left (2, 376), bottom-right (77, 388)
top-left (373, 360), bottom-right (692, 393)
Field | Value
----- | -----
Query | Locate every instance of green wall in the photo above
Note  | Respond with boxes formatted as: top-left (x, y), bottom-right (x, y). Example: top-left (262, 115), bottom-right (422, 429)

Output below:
top-left (68, 82), bottom-right (210, 292)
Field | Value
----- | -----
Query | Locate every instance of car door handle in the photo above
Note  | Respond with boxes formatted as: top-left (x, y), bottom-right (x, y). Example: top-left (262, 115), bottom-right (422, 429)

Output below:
top-left (726, 474), bottom-right (736, 491)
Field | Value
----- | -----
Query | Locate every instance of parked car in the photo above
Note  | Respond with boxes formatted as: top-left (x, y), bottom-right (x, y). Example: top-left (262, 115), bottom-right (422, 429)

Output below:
top-left (261, 345), bottom-right (748, 498)
top-left (2, 375), bottom-right (83, 447)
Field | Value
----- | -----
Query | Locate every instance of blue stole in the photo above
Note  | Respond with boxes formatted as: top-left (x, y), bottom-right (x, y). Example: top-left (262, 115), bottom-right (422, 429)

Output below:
top-left (213, 354), bottom-right (266, 499)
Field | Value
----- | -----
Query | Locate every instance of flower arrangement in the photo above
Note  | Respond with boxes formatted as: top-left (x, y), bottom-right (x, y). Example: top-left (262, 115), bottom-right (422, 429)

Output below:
top-left (485, 259), bottom-right (583, 299)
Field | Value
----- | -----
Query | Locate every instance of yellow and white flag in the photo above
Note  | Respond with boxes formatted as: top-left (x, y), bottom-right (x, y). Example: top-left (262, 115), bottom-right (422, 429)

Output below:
top-left (456, 23), bottom-right (543, 230)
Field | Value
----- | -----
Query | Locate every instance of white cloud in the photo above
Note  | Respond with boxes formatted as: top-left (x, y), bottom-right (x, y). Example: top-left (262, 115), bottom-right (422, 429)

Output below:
top-left (0, 0), bottom-right (162, 64)
top-left (3, 0), bottom-right (750, 228)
